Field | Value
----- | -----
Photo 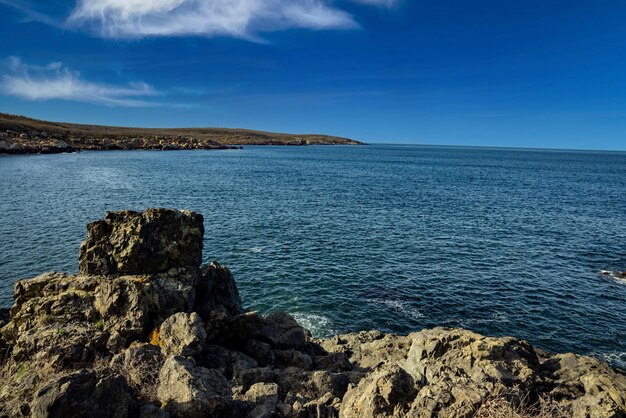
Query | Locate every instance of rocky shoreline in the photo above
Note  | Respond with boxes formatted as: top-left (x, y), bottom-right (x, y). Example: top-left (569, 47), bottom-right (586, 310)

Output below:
top-left (0, 130), bottom-right (240, 154)
top-left (1, 209), bottom-right (624, 417)
top-left (0, 114), bottom-right (363, 155)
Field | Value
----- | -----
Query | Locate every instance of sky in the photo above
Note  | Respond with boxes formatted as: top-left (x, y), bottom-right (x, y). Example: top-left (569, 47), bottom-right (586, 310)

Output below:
top-left (0, 1), bottom-right (625, 150)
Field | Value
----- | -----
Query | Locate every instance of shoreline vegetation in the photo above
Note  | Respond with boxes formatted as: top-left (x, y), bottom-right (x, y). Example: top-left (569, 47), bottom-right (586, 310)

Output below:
top-left (0, 113), bottom-right (363, 155)
top-left (1, 208), bottom-right (624, 417)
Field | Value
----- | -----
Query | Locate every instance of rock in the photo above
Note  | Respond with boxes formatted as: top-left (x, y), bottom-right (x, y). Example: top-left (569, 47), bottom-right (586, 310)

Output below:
top-left (274, 348), bottom-right (313, 370)
top-left (320, 331), bottom-right (413, 370)
top-left (111, 343), bottom-right (164, 401)
top-left (2, 273), bottom-right (107, 364)
top-left (259, 311), bottom-right (308, 350)
top-left (234, 382), bottom-right (280, 418)
top-left (139, 403), bottom-right (171, 418)
top-left (158, 312), bottom-right (207, 357)
top-left (200, 344), bottom-right (258, 378)
top-left (29, 370), bottom-right (135, 418)
top-left (194, 261), bottom-right (243, 320)
top-left (79, 209), bottom-right (204, 276)
top-left (313, 352), bottom-right (353, 372)
top-left (340, 365), bottom-right (417, 418)
top-left (404, 327), bottom-right (541, 417)
top-left (3, 208), bottom-right (626, 418)
top-left (157, 356), bottom-right (231, 418)
top-left (540, 352), bottom-right (626, 417)
top-left (0, 140), bottom-right (10, 152)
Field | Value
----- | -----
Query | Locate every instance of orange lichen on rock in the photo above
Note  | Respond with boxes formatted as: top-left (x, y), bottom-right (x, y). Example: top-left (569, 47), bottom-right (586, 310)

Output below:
top-left (149, 327), bottom-right (162, 347)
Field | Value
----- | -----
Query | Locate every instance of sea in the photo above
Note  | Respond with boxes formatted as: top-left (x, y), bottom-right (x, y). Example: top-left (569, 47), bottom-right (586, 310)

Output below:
top-left (1, 144), bottom-right (625, 368)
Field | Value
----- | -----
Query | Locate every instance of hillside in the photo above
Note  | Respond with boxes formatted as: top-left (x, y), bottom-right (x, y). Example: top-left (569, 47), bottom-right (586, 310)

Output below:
top-left (0, 113), bottom-right (363, 154)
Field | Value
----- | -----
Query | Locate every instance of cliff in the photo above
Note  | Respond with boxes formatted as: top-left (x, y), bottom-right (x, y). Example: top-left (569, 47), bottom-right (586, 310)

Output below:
top-left (0, 114), bottom-right (363, 154)
top-left (0, 209), bottom-right (624, 417)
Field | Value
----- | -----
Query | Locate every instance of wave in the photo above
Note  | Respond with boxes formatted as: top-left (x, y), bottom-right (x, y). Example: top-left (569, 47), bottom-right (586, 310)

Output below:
top-left (245, 246), bottom-right (264, 253)
top-left (292, 312), bottom-right (336, 338)
top-left (595, 351), bottom-right (626, 371)
top-left (367, 298), bottom-right (424, 319)
top-left (599, 270), bottom-right (626, 284)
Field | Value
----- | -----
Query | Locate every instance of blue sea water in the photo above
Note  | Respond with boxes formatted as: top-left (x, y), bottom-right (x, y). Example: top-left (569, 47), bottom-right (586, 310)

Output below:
top-left (1, 145), bottom-right (625, 367)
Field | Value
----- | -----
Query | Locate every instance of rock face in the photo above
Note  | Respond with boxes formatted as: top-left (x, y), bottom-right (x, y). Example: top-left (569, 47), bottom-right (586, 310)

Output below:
top-left (78, 209), bottom-right (204, 275)
top-left (1, 208), bottom-right (625, 418)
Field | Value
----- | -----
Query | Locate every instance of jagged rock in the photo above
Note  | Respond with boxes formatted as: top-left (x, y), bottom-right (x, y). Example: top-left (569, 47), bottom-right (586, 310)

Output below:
top-left (233, 382), bottom-right (280, 418)
top-left (404, 328), bottom-right (540, 417)
top-left (111, 343), bottom-right (164, 400)
top-left (194, 262), bottom-right (243, 320)
top-left (3, 208), bottom-right (626, 418)
top-left (78, 209), bottom-right (204, 275)
top-left (320, 331), bottom-right (413, 370)
top-left (2, 273), bottom-right (107, 364)
top-left (29, 370), bottom-right (135, 418)
top-left (340, 365), bottom-right (417, 418)
top-left (157, 356), bottom-right (232, 418)
top-left (313, 352), bottom-right (353, 372)
top-left (300, 392), bottom-right (342, 418)
top-left (158, 312), bottom-right (207, 357)
top-left (274, 348), bottom-right (313, 370)
top-left (540, 353), bottom-right (626, 417)
top-left (200, 345), bottom-right (258, 378)
top-left (260, 311), bottom-right (308, 349)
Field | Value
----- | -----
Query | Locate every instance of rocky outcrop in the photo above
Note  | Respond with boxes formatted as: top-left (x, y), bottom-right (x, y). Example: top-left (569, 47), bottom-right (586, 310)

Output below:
top-left (0, 113), bottom-right (363, 155)
top-left (1, 208), bottom-right (625, 417)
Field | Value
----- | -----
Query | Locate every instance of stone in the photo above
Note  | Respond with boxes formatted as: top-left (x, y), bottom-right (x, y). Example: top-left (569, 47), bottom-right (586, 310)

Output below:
top-left (157, 356), bottom-right (231, 418)
top-left (236, 382), bottom-right (280, 418)
top-left (194, 261), bottom-right (243, 320)
top-left (259, 311), bottom-right (308, 350)
top-left (29, 370), bottom-right (135, 418)
top-left (320, 331), bottom-right (413, 370)
top-left (111, 343), bottom-right (164, 400)
top-left (540, 352), bottom-right (626, 417)
top-left (403, 327), bottom-right (541, 417)
top-left (158, 312), bottom-right (207, 357)
top-left (340, 365), bottom-right (417, 418)
top-left (78, 208), bottom-right (204, 276)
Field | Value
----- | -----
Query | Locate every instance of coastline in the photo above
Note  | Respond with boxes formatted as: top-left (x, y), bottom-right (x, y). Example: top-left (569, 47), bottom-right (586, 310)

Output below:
top-left (1, 208), bottom-right (624, 417)
top-left (0, 113), bottom-right (363, 155)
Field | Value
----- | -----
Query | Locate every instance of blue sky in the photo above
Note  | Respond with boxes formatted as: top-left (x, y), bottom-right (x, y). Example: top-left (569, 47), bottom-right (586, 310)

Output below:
top-left (0, 1), bottom-right (625, 150)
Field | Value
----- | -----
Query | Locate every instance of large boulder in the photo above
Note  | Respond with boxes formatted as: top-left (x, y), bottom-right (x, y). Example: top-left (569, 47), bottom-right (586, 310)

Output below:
top-left (79, 209), bottom-right (204, 276)
top-left (320, 331), bottom-right (413, 371)
top-left (340, 365), bottom-right (417, 418)
top-left (158, 312), bottom-right (207, 357)
top-left (403, 328), bottom-right (540, 416)
top-left (29, 370), bottom-right (135, 418)
top-left (194, 262), bottom-right (243, 320)
top-left (110, 343), bottom-right (165, 401)
top-left (157, 356), bottom-right (232, 418)
top-left (540, 352), bottom-right (626, 417)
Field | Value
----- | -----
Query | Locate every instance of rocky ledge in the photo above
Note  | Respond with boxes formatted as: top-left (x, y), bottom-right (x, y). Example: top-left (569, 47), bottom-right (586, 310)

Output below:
top-left (0, 209), bottom-right (624, 418)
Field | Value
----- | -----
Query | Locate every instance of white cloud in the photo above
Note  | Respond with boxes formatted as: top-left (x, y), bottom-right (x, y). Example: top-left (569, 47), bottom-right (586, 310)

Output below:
top-left (1, 57), bottom-right (159, 107)
top-left (349, 0), bottom-right (397, 7)
top-left (68, 0), bottom-right (359, 39)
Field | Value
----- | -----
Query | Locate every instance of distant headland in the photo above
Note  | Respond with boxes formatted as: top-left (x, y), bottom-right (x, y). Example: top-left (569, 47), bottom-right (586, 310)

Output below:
top-left (0, 113), bottom-right (364, 154)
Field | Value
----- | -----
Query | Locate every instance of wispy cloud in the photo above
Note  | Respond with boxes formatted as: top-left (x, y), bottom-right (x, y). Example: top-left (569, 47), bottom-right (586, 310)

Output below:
top-left (67, 0), bottom-right (359, 39)
top-left (349, 0), bottom-right (398, 7)
top-left (1, 57), bottom-right (160, 107)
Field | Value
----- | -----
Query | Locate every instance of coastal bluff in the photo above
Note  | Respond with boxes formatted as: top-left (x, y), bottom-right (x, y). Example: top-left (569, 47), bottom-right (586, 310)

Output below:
top-left (0, 113), bottom-right (362, 155)
top-left (0, 209), bottom-right (624, 418)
